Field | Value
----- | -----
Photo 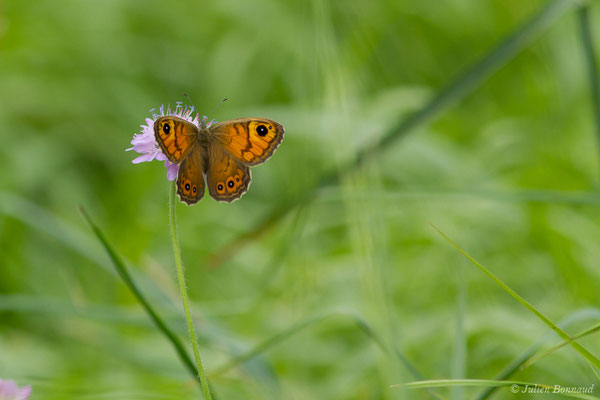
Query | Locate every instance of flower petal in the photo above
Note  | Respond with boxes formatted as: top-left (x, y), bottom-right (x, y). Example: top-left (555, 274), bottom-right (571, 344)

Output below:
top-left (166, 161), bottom-right (179, 181)
top-left (16, 385), bottom-right (32, 400)
top-left (128, 103), bottom-right (202, 181)
top-left (0, 379), bottom-right (18, 397)
top-left (132, 153), bottom-right (157, 164)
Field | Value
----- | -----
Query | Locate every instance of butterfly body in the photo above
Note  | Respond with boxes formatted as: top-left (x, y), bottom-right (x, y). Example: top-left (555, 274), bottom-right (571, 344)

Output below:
top-left (154, 116), bottom-right (284, 204)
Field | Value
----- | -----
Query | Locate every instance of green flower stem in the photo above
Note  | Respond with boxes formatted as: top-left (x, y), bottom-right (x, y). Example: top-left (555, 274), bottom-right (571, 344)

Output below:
top-left (169, 183), bottom-right (212, 400)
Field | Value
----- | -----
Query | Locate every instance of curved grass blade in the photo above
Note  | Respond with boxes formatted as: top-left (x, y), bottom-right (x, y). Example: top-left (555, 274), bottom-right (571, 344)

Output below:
top-left (432, 224), bottom-right (600, 371)
top-left (320, 188), bottom-right (600, 206)
top-left (476, 345), bottom-right (542, 400)
top-left (352, 318), bottom-right (446, 400)
top-left (476, 308), bottom-right (600, 400)
top-left (0, 192), bottom-right (111, 273)
top-left (391, 379), bottom-right (600, 400)
top-left (210, 310), bottom-right (446, 398)
top-left (208, 0), bottom-right (584, 267)
top-left (79, 207), bottom-right (198, 382)
top-left (210, 311), bottom-right (422, 380)
top-left (0, 294), bottom-right (154, 326)
top-left (521, 322), bottom-right (600, 370)
top-left (210, 313), bottom-right (329, 378)
top-left (0, 192), bottom-right (174, 308)
top-left (255, 205), bottom-right (308, 287)
top-left (351, 317), bottom-right (422, 381)
top-left (392, 378), bottom-right (535, 389)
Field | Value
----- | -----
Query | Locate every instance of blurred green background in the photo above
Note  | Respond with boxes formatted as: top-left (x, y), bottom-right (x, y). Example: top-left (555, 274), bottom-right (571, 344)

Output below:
top-left (1, 0), bottom-right (600, 399)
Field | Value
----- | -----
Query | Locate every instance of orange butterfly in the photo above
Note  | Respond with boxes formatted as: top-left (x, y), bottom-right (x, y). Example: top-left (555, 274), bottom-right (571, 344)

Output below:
top-left (154, 116), bottom-right (284, 204)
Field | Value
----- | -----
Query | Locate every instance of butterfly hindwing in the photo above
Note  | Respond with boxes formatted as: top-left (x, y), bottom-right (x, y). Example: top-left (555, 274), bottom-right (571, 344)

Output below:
top-left (154, 116), bottom-right (199, 163)
top-left (206, 142), bottom-right (251, 202)
top-left (209, 118), bottom-right (284, 166)
top-left (176, 143), bottom-right (205, 205)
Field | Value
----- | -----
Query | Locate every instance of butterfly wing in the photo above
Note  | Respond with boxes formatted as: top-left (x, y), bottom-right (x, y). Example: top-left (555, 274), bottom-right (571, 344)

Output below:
top-left (209, 118), bottom-right (284, 166)
top-left (176, 143), bottom-right (205, 205)
top-left (206, 142), bottom-right (251, 202)
top-left (154, 116), bottom-right (199, 163)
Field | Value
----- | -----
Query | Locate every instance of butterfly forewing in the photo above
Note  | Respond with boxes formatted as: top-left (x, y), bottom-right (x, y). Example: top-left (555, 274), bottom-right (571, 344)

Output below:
top-left (154, 116), bottom-right (199, 163)
top-left (209, 118), bottom-right (284, 166)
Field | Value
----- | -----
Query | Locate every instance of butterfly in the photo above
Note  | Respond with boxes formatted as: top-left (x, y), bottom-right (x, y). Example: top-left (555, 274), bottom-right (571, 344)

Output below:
top-left (154, 116), bottom-right (284, 204)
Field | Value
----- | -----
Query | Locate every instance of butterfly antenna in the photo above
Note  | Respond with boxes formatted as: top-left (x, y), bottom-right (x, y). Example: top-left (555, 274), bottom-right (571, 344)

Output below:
top-left (208, 98), bottom-right (228, 117)
top-left (183, 93), bottom-right (195, 109)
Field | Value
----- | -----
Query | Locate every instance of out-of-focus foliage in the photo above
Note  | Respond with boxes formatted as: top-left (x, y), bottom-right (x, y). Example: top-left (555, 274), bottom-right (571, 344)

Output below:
top-left (1, 0), bottom-right (599, 399)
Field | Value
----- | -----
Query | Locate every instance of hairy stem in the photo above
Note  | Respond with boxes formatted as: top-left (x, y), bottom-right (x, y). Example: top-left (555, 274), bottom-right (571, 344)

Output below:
top-left (169, 184), bottom-right (212, 399)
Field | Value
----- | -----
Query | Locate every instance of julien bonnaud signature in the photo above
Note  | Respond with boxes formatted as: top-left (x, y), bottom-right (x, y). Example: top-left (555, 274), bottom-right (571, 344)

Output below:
top-left (510, 384), bottom-right (595, 395)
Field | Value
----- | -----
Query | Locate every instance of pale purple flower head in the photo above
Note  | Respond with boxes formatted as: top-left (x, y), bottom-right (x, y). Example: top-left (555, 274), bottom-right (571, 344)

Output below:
top-left (126, 103), bottom-right (215, 181)
top-left (0, 379), bottom-right (32, 400)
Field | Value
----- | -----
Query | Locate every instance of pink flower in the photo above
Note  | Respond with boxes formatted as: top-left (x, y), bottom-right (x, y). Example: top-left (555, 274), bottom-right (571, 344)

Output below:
top-left (126, 103), bottom-right (214, 181)
top-left (0, 379), bottom-right (31, 400)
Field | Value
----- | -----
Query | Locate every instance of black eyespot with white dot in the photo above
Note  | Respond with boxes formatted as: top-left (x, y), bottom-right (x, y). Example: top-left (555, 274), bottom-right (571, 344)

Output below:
top-left (192, 186), bottom-right (197, 193)
top-left (163, 123), bottom-right (171, 135)
top-left (185, 183), bottom-right (190, 191)
top-left (227, 179), bottom-right (234, 188)
top-left (256, 124), bottom-right (268, 137)
top-left (217, 183), bottom-right (224, 192)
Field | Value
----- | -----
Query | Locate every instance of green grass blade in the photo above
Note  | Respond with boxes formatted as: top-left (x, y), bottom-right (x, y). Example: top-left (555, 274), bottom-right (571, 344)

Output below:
top-left (353, 318), bottom-right (447, 400)
top-left (522, 322), bottom-right (600, 370)
top-left (432, 224), bottom-right (600, 371)
top-left (475, 347), bottom-right (541, 400)
top-left (0, 294), bottom-right (156, 326)
top-left (391, 379), bottom-right (600, 400)
top-left (593, 364), bottom-right (600, 382)
top-left (476, 308), bottom-right (600, 400)
top-left (210, 311), bottom-right (425, 384)
top-left (208, 0), bottom-right (584, 267)
top-left (79, 207), bottom-right (198, 382)
top-left (352, 317), bottom-right (422, 381)
top-left (355, 0), bottom-right (582, 163)
top-left (255, 205), bottom-right (309, 289)
top-left (321, 188), bottom-right (600, 206)
top-left (392, 378), bottom-right (536, 389)
top-left (0, 192), bottom-right (111, 273)
top-left (0, 192), bottom-right (174, 308)
top-left (578, 5), bottom-right (600, 165)
top-left (210, 313), bottom-right (329, 377)
top-left (452, 275), bottom-right (466, 400)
